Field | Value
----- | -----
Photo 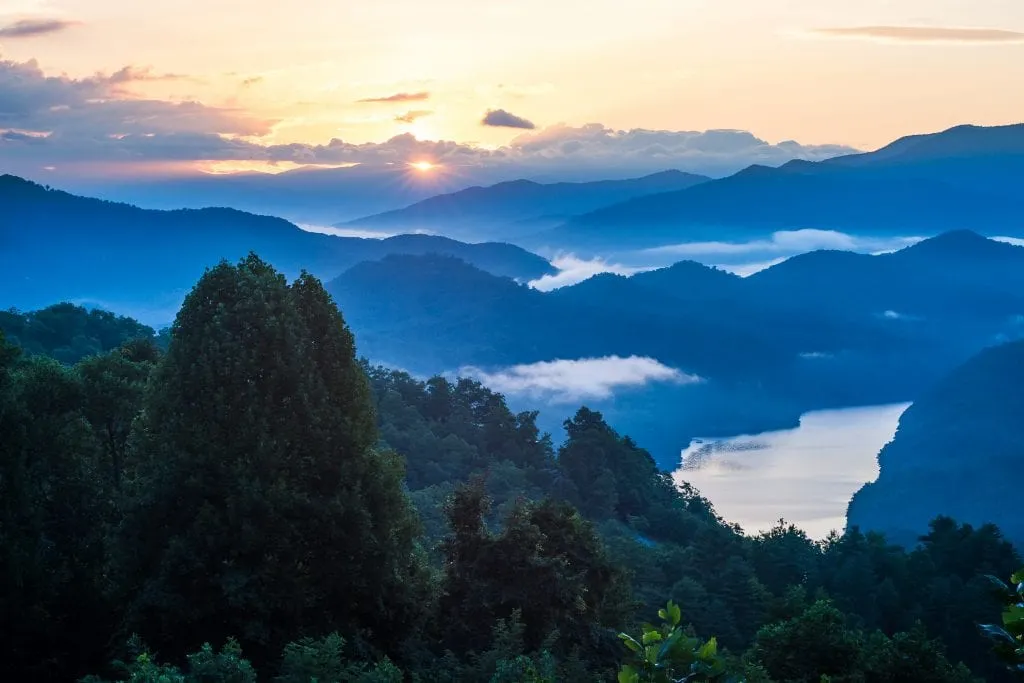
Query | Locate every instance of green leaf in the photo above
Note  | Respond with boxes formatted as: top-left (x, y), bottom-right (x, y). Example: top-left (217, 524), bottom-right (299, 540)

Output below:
top-left (980, 624), bottom-right (1018, 645)
top-left (642, 630), bottom-right (664, 645)
top-left (1011, 569), bottom-right (1024, 585)
top-left (618, 633), bottom-right (642, 653)
top-left (658, 608), bottom-right (668, 621)
top-left (618, 665), bottom-right (640, 683)
top-left (697, 637), bottom-right (718, 660)
top-left (668, 601), bottom-right (681, 626)
top-left (646, 645), bottom-right (659, 665)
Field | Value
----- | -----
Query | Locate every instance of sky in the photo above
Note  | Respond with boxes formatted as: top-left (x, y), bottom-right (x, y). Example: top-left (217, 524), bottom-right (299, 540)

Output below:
top-left (2, 0), bottom-right (1023, 179)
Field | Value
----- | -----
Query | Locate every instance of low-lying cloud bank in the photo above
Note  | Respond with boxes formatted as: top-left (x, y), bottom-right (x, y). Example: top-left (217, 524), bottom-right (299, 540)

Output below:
top-left (460, 356), bottom-right (701, 403)
top-left (638, 229), bottom-right (924, 276)
top-left (530, 230), bottom-right (926, 289)
top-left (528, 254), bottom-right (650, 291)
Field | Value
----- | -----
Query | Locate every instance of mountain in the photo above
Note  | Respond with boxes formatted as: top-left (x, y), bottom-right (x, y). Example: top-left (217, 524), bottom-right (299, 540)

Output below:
top-left (536, 124), bottom-right (1024, 250)
top-left (342, 171), bottom-right (709, 240)
top-left (327, 232), bottom-right (1024, 465)
top-left (846, 338), bottom-right (1024, 547)
top-left (746, 230), bottom-right (1024, 327)
top-left (51, 164), bottom-right (479, 225)
top-left (327, 253), bottom-right (789, 379)
top-left (0, 175), bottom-right (553, 322)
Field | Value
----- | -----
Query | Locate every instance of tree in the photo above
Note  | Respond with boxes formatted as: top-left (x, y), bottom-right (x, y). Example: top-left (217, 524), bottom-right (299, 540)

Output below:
top-left (76, 340), bottom-right (158, 488)
top-left (0, 336), bottom-right (114, 681)
top-left (117, 256), bottom-right (426, 667)
top-left (438, 480), bottom-right (632, 672)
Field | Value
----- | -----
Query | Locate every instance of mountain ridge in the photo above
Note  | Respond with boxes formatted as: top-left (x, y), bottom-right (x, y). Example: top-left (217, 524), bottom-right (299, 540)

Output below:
top-left (0, 175), bottom-right (554, 320)
top-left (532, 124), bottom-right (1024, 250)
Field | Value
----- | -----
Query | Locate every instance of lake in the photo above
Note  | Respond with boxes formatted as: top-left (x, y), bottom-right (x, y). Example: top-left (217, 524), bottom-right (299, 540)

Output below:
top-left (673, 403), bottom-right (910, 540)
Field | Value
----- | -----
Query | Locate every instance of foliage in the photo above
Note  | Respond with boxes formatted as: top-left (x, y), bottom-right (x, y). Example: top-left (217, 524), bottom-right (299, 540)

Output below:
top-left (437, 480), bottom-right (632, 672)
top-left (115, 255), bottom-right (427, 667)
top-left (981, 568), bottom-right (1024, 674)
top-left (749, 601), bottom-right (980, 683)
top-left (617, 600), bottom-right (740, 682)
top-left (0, 303), bottom-right (155, 364)
top-left (5, 278), bottom-right (1023, 683)
top-left (276, 633), bottom-right (402, 683)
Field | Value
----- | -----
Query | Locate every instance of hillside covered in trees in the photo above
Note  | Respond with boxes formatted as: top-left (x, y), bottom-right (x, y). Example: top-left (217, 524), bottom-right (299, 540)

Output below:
top-left (1, 259), bottom-right (1021, 682)
top-left (848, 339), bottom-right (1024, 547)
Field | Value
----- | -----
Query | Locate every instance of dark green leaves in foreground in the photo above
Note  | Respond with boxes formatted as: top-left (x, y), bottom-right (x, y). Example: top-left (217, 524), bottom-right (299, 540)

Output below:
top-left (981, 568), bottom-right (1024, 673)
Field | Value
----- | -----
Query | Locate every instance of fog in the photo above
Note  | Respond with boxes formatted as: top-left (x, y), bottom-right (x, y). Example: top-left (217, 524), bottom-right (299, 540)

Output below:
top-left (531, 230), bottom-right (926, 290)
top-left (459, 355), bottom-right (701, 403)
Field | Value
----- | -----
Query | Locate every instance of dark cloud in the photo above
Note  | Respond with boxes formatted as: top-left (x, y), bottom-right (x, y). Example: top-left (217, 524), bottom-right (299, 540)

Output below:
top-left (0, 18), bottom-right (79, 39)
top-left (394, 109), bottom-right (432, 123)
top-left (0, 56), bottom-right (273, 164)
top-left (357, 91), bottom-right (430, 103)
top-left (482, 108), bottom-right (536, 129)
top-left (241, 76), bottom-right (264, 88)
top-left (812, 26), bottom-right (1024, 43)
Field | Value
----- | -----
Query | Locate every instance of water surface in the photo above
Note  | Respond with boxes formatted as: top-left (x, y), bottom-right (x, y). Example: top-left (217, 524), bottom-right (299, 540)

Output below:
top-left (673, 403), bottom-right (909, 539)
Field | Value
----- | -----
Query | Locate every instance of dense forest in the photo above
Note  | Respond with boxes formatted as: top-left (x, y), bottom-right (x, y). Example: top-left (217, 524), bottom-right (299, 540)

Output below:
top-left (2, 256), bottom-right (1021, 682)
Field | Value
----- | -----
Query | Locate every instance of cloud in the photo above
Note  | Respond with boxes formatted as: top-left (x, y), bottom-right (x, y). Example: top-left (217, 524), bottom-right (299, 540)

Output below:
top-left (357, 91), bottom-right (430, 103)
top-left (528, 254), bottom-right (650, 291)
top-left (0, 18), bottom-right (78, 38)
top-left (241, 76), bottom-right (263, 88)
top-left (506, 124), bottom-right (856, 174)
top-left (645, 230), bottom-right (923, 260)
top-left (993, 236), bottom-right (1024, 248)
top-left (108, 65), bottom-right (190, 84)
top-left (811, 26), bottom-right (1024, 44)
top-left (0, 57), bottom-right (857, 177)
top-left (617, 230), bottom-right (923, 277)
top-left (482, 108), bottom-right (536, 129)
top-left (297, 223), bottom-right (398, 239)
top-left (394, 109), bottom-right (432, 123)
top-left (459, 356), bottom-right (701, 403)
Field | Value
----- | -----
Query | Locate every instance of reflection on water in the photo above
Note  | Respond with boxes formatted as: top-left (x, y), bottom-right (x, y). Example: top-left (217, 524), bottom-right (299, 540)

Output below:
top-left (673, 403), bottom-right (910, 540)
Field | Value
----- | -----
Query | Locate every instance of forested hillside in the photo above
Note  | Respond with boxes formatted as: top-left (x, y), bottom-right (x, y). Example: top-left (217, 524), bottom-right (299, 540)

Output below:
top-left (848, 339), bottom-right (1024, 547)
top-left (1, 259), bottom-right (1020, 682)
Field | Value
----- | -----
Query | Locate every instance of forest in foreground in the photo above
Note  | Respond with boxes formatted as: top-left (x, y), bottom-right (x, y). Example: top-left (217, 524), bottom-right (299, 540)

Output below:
top-left (2, 255), bottom-right (1022, 683)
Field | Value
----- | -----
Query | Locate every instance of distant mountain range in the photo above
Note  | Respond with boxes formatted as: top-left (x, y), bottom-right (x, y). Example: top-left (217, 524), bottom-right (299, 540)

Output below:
top-left (847, 338), bottom-right (1024, 547)
top-left (50, 164), bottom-right (479, 226)
top-left (327, 231), bottom-right (1024, 463)
top-left (341, 171), bottom-right (709, 241)
top-left (0, 176), bottom-right (553, 322)
top-left (531, 124), bottom-right (1024, 250)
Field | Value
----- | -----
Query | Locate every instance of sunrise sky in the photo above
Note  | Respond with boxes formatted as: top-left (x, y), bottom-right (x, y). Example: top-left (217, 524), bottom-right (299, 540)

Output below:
top-left (2, 0), bottom-right (1023, 178)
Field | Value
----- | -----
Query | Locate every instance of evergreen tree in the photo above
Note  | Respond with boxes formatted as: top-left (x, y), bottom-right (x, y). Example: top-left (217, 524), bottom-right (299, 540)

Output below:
top-left (117, 255), bottom-right (425, 666)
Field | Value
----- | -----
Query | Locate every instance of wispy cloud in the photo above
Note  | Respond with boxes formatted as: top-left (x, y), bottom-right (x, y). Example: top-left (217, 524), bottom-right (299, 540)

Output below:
top-left (460, 356), bottom-right (701, 403)
top-left (528, 254), bottom-right (649, 291)
top-left (645, 229), bottom-right (923, 259)
top-left (482, 108), bottom-right (536, 129)
top-left (0, 18), bottom-right (78, 38)
top-left (357, 91), bottom-right (430, 103)
top-left (108, 66), bottom-right (191, 85)
top-left (394, 109), bottom-right (432, 123)
top-left (811, 26), bottom-right (1024, 44)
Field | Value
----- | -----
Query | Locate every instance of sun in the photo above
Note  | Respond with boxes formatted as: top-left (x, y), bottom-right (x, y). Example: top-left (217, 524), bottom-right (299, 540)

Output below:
top-left (409, 161), bottom-right (435, 172)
